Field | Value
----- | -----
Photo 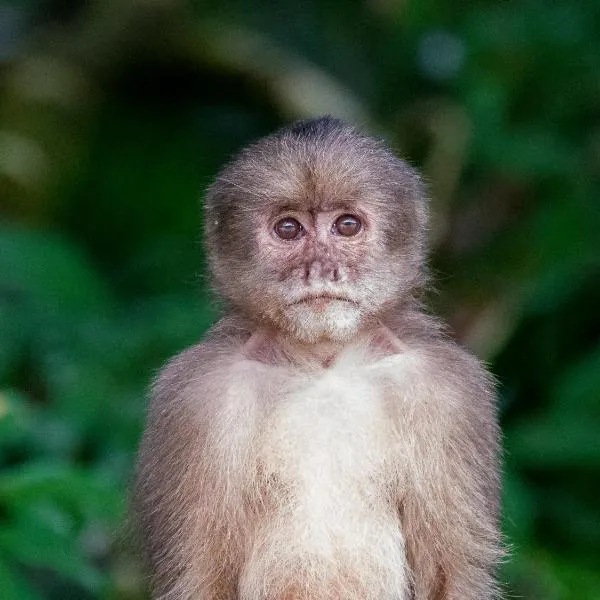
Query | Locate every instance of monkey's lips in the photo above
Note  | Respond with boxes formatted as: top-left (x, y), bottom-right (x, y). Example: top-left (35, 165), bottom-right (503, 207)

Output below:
top-left (289, 294), bottom-right (359, 309)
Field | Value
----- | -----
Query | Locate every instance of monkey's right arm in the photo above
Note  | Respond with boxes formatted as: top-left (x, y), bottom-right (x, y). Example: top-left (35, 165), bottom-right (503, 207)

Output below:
top-left (134, 336), bottom-right (254, 600)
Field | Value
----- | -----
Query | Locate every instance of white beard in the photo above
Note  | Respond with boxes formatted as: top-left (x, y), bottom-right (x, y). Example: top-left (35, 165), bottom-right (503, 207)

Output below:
top-left (282, 301), bottom-right (363, 343)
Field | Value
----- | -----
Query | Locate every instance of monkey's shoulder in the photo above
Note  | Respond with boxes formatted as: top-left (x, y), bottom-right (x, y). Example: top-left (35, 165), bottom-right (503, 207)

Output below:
top-left (150, 323), bottom-right (251, 403)
top-left (374, 311), bottom-right (494, 393)
top-left (374, 336), bottom-right (496, 403)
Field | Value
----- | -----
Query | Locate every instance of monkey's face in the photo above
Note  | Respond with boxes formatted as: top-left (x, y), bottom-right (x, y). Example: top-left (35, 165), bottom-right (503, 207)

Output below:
top-left (255, 206), bottom-right (378, 342)
top-left (205, 120), bottom-right (427, 343)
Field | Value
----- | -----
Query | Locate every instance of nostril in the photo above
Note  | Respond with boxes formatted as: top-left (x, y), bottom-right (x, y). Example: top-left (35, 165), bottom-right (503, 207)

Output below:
top-left (303, 261), bottom-right (340, 282)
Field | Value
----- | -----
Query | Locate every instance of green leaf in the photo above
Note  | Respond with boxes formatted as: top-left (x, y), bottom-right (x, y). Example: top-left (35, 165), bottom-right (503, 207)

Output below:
top-left (0, 555), bottom-right (44, 600)
top-left (0, 462), bottom-right (122, 521)
top-left (502, 467), bottom-right (537, 541)
top-left (0, 226), bottom-right (112, 316)
top-left (507, 417), bottom-right (600, 468)
top-left (0, 517), bottom-right (102, 591)
top-left (0, 390), bottom-right (38, 457)
top-left (549, 344), bottom-right (600, 414)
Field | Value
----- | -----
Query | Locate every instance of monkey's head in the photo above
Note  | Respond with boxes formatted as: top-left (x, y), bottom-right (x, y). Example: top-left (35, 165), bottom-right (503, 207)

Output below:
top-left (205, 117), bottom-right (428, 343)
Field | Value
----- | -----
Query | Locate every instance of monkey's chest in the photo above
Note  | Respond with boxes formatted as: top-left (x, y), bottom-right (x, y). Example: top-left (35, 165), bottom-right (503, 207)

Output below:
top-left (257, 369), bottom-right (391, 506)
top-left (248, 367), bottom-right (406, 581)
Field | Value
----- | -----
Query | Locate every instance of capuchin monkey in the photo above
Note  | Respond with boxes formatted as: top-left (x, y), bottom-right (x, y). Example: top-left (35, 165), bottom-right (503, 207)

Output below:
top-left (134, 117), bottom-right (502, 600)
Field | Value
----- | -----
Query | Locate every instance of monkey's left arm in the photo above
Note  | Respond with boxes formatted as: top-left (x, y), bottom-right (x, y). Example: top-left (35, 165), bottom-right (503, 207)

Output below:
top-left (391, 342), bottom-right (502, 600)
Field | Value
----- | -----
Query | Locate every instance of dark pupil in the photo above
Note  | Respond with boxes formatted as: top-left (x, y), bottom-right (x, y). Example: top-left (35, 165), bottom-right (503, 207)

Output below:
top-left (336, 215), bottom-right (360, 236)
top-left (276, 218), bottom-right (301, 239)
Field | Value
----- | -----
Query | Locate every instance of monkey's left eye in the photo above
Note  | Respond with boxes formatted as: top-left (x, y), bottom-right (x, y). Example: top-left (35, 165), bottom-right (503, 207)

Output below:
top-left (274, 217), bottom-right (304, 240)
top-left (333, 214), bottom-right (362, 237)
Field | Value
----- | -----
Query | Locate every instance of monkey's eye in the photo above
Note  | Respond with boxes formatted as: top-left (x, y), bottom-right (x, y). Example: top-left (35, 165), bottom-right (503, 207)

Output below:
top-left (333, 214), bottom-right (362, 237)
top-left (274, 217), bottom-right (304, 240)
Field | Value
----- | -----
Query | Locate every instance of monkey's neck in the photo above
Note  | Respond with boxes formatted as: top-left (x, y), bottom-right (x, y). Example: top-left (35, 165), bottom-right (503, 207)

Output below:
top-left (242, 328), bottom-right (343, 368)
top-left (294, 339), bottom-right (342, 368)
top-left (241, 323), bottom-right (404, 369)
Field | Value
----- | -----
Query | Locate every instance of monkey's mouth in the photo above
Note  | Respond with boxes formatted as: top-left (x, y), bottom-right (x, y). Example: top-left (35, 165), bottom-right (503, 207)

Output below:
top-left (289, 294), bottom-right (359, 308)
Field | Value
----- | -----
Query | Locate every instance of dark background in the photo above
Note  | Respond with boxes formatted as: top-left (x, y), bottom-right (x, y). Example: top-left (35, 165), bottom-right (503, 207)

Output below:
top-left (1, 0), bottom-right (599, 598)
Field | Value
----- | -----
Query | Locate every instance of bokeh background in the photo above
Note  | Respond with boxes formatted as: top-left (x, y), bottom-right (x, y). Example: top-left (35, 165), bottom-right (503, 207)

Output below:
top-left (1, 0), bottom-right (599, 598)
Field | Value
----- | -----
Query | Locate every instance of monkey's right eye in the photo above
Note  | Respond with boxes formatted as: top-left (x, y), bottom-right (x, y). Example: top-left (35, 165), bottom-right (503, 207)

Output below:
top-left (274, 217), bottom-right (304, 240)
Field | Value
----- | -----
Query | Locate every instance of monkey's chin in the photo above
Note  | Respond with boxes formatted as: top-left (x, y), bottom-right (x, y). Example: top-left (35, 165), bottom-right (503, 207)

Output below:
top-left (281, 302), bottom-right (363, 343)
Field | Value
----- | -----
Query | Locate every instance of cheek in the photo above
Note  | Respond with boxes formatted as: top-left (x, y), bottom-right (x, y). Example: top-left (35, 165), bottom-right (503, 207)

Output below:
top-left (381, 208), bottom-right (421, 253)
top-left (255, 231), bottom-right (305, 274)
top-left (351, 254), bottom-right (403, 303)
top-left (215, 212), bottom-right (261, 262)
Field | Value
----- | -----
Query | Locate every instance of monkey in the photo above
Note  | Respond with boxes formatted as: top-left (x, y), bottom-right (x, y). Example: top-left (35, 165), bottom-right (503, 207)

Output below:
top-left (133, 116), bottom-right (502, 600)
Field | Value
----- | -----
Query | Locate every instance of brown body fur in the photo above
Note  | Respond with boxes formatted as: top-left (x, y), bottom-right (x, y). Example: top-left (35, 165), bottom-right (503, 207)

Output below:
top-left (134, 117), bottom-right (501, 599)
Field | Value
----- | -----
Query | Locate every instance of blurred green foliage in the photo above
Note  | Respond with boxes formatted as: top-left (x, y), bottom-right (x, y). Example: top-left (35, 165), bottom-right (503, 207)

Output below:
top-left (0, 0), bottom-right (599, 598)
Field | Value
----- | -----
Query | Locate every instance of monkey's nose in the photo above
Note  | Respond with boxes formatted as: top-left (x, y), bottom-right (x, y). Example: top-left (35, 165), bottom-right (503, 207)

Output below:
top-left (304, 261), bottom-right (340, 282)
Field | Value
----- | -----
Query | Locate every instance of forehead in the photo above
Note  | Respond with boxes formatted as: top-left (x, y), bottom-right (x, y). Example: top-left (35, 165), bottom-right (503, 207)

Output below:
top-left (267, 174), bottom-right (369, 213)
top-left (238, 141), bottom-right (390, 214)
